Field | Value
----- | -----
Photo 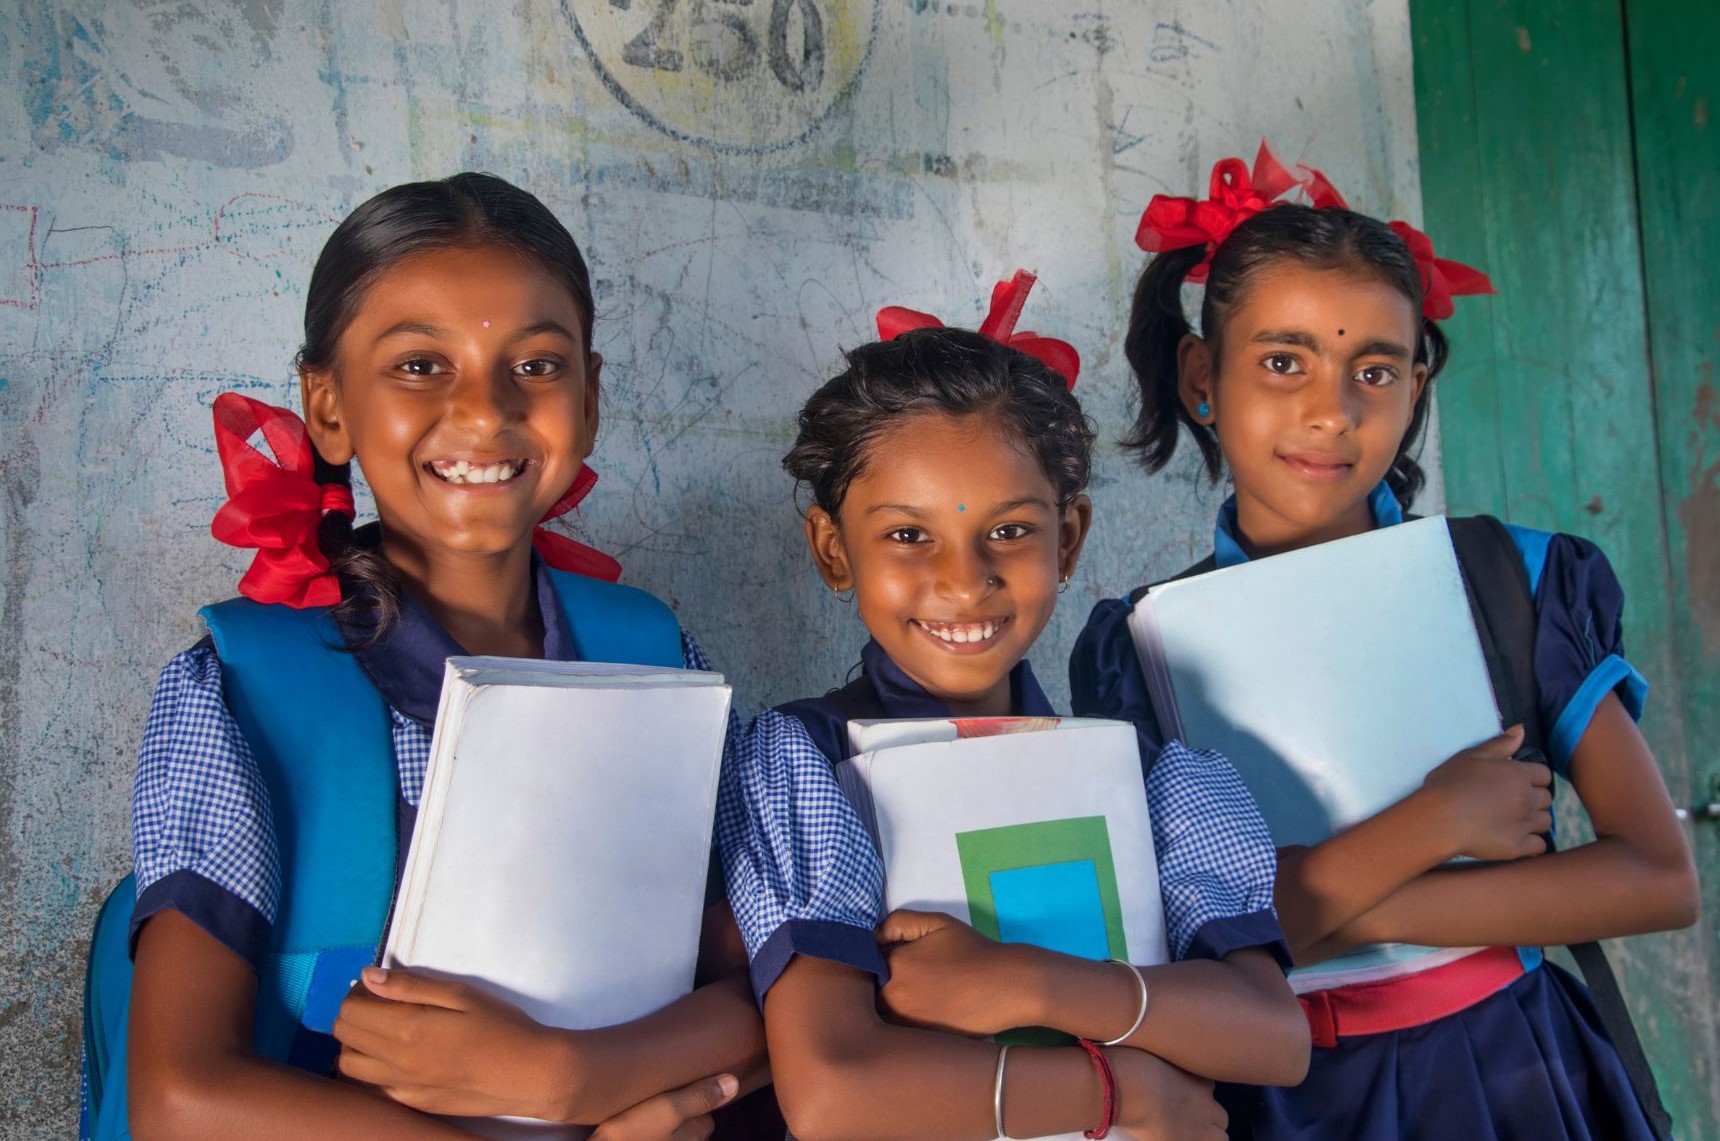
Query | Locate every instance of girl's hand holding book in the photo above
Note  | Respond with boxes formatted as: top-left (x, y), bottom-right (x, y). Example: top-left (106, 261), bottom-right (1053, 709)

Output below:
top-left (875, 908), bottom-right (1033, 1037)
top-left (334, 966), bottom-right (578, 1122)
top-left (1417, 726), bottom-right (1554, 862)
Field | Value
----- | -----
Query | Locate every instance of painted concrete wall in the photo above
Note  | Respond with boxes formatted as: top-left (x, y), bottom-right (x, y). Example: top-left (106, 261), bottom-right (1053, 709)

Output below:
top-left (0, 0), bottom-right (1433, 1132)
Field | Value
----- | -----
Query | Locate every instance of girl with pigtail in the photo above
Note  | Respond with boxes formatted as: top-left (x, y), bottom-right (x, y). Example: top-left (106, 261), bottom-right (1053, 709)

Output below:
top-left (1071, 143), bottom-right (1698, 1140)
top-left (90, 172), bottom-right (767, 1141)
top-left (716, 272), bottom-right (1308, 1141)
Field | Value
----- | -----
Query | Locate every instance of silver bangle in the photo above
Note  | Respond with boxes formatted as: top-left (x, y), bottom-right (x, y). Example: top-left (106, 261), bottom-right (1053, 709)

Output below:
top-left (993, 1043), bottom-right (1012, 1139)
top-left (1100, 958), bottom-right (1150, 1046)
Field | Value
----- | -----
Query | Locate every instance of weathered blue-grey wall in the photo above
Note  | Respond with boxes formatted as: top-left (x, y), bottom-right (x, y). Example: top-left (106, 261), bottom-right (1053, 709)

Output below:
top-left (0, 0), bottom-right (1432, 1133)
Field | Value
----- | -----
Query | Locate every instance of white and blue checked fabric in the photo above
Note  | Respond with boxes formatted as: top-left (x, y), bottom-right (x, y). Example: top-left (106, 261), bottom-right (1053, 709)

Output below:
top-left (1145, 740), bottom-right (1279, 958)
top-left (716, 710), bottom-right (888, 962)
top-left (715, 709), bottom-right (1280, 970)
top-left (133, 630), bottom-right (716, 934)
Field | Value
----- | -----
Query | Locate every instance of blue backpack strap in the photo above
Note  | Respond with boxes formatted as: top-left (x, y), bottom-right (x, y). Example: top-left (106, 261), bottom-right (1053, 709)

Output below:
top-left (545, 568), bottom-right (683, 668)
top-left (82, 876), bottom-right (136, 1141)
top-left (199, 599), bottom-right (397, 1060)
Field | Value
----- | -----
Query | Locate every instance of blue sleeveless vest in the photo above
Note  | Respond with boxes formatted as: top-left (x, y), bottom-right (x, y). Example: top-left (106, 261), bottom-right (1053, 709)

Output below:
top-left (81, 570), bottom-right (682, 1141)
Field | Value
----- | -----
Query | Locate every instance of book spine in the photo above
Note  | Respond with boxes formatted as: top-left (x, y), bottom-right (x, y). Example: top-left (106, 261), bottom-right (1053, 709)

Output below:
top-left (1128, 598), bottom-right (1186, 744)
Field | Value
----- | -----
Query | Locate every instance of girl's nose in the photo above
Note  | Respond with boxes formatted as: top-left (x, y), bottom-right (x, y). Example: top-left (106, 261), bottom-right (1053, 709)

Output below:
top-left (934, 542), bottom-right (999, 604)
top-left (448, 366), bottom-right (523, 432)
top-left (1303, 373), bottom-right (1359, 435)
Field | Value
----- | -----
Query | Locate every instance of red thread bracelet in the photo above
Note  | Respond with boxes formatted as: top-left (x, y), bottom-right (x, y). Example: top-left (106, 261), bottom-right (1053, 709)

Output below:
top-left (1076, 1038), bottom-right (1117, 1139)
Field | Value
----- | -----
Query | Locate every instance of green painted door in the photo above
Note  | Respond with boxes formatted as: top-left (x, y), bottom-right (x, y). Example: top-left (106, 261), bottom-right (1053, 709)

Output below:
top-left (1411, 0), bottom-right (1719, 1134)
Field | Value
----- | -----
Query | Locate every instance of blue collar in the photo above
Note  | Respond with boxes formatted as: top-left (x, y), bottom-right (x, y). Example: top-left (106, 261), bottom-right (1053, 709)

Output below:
top-left (859, 638), bottom-right (1057, 718)
top-left (349, 550), bottom-right (575, 724)
top-left (1213, 481), bottom-right (1404, 569)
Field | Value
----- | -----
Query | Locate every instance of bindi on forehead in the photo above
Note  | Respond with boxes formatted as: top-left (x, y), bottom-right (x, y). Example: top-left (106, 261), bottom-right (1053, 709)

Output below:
top-left (1338, 328), bottom-right (1346, 336)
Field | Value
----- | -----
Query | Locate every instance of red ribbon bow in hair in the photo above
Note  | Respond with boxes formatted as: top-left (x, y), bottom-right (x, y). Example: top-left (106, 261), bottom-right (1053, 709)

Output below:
top-left (875, 269), bottom-right (1081, 388)
top-left (1135, 141), bottom-right (1347, 283)
top-left (533, 464), bottom-right (621, 583)
top-left (211, 392), bottom-right (355, 609)
top-left (1387, 220), bottom-right (1496, 321)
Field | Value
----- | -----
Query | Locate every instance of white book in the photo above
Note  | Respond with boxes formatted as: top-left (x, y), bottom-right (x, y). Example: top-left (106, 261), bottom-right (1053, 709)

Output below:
top-left (1127, 516), bottom-right (1501, 988)
top-left (384, 657), bottom-right (732, 1140)
top-left (836, 717), bottom-right (1167, 1141)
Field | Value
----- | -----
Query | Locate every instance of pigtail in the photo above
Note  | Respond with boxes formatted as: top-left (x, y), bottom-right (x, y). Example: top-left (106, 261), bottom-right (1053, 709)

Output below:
top-left (1120, 245), bottom-right (1218, 479)
top-left (312, 451), bottom-right (402, 644)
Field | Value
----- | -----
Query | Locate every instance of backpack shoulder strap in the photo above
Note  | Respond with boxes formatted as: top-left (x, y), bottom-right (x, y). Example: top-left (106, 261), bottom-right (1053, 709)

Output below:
top-left (1445, 515), bottom-right (1673, 1141)
top-left (199, 600), bottom-right (398, 954)
top-left (545, 569), bottom-right (683, 668)
top-left (1445, 515), bottom-right (1546, 757)
top-left (1127, 553), bottom-right (1219, 606)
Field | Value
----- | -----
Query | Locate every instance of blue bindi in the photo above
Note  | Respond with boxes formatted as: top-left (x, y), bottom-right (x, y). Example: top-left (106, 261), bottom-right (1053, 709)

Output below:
top-left (957, 504), bottom-right (965, 511)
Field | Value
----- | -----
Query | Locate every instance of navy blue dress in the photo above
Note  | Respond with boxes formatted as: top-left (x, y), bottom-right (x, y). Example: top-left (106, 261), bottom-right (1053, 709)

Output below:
top-left (1069, 484), bottom-right (1659, 1141)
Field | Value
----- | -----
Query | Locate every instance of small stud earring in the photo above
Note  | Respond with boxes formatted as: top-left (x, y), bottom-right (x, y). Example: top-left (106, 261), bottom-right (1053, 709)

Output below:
top-left (1197, 401), bottom-right (1211, 420)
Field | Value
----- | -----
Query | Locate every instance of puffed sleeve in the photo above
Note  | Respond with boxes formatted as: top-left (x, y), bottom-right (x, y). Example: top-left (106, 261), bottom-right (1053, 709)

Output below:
top-left (714, 710), bottom-right (888, 1002)
top-left (1508, 526), bottom-right (1651, 775)
top-left (1069, 597), bottom-right (1168, 750)
top-left (130, 642), bottom-right (279, 971)
top-left (1072, 600), bottom-right (1290, 969)
top-left (1147, 742), bottom-right (1291, 967)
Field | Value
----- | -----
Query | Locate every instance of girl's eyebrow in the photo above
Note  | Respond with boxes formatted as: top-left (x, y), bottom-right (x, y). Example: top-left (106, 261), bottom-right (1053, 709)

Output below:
top-left (1350, 337), bottom-right (1413, 361)
top-left (1250, 329), bottom-right (1322, 349)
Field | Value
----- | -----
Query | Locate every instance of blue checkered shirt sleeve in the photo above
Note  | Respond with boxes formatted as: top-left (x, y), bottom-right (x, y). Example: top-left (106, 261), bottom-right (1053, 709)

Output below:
top-left (1147, 740), bottom-right (1288, 965)
top-left (131, 645), bottom-right (279, 963)
top-left (716, 709), bottom-right (887, 1000)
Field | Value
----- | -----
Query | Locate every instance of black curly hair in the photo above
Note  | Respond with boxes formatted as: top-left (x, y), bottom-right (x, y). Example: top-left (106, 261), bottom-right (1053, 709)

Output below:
top-left (784, 327), bottom-right (1095, 519)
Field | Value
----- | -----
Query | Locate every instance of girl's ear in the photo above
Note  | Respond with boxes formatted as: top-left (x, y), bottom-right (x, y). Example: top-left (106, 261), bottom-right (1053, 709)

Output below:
top-left (1176, 333), bottom-right (1216, 424)
top-left (1058, 493), bottom-right (1094, 583)
top-left (300, 367), bottom-right (355, 464)
top-left (804, 506), bottom-right (854, 592)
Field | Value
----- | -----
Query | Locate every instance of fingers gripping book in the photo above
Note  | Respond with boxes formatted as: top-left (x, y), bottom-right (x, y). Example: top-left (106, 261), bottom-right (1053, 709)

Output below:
top-left (835, 717), bottom-right (1168, 1141)
top-left (384, 658), bottom-right (732, 1140)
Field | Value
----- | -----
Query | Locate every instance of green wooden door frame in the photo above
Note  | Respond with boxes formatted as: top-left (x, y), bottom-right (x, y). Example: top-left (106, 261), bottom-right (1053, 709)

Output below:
top-left (1411, 0), bottom-right (1720, 1134)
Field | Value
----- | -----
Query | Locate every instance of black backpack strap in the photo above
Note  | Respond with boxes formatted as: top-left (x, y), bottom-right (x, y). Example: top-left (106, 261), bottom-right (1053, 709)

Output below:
top-left (1446, 515), bottom-right (1547, 757)
top-left (1127, 553), bottom-right (1219, 606)
top-left (1446, 515), bottom-right (1673, 1141)
top-left (775, 674), bottom-right (885, 764)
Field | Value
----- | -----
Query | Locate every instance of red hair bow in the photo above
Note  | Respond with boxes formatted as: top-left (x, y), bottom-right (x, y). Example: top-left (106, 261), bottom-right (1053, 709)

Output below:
top-left (1135, 141), bottom-right (1347, 283)
top-left (211, 392), bottom-right (355, 609)
top-left (211, 393), bottom-right (621, 609)
top-left (1387, 220), bottom-right (1496, 321)
top-left (876, 269), bottom-right (1080, 388)
top-left (533, 465), bottom-right (622, 583)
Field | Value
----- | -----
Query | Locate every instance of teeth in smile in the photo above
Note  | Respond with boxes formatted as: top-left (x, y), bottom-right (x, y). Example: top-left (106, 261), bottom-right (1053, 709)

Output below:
top-left (919, 620), bottom-right (1001, 644)
top-left (429, 459), bottom-right (527, 485)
